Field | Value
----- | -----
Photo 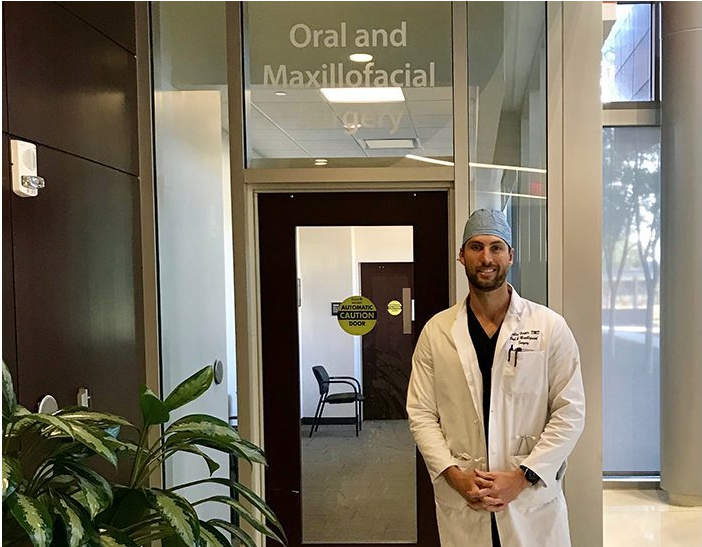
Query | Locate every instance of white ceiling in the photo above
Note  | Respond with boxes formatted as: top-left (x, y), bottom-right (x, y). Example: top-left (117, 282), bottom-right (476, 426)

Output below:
top-left (248, 86), bottom-right (453, 160)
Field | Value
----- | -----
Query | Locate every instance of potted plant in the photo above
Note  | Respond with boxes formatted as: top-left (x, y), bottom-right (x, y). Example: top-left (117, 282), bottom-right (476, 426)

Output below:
top-left (2, 361), bottom-right (285, 547)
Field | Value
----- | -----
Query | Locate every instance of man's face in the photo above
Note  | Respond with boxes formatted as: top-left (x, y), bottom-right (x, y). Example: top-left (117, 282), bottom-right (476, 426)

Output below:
top-left (459, 235), bottom-right (514, 292)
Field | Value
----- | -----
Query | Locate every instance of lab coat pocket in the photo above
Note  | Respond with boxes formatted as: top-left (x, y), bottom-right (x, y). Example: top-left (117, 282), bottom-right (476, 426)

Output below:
top-left (433, 475), bottom-right (469, 509)
top-left (433, 455), bottom-right (483, 510)
top-left (504, 350), bottom-right (546, 394)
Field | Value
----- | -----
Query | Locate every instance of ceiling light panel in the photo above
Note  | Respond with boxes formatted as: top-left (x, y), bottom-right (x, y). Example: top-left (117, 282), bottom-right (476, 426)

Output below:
top-left (365, 138), bottom-right (415, 149)
top-left (321, 87), bottom-right (405, 103)
top-left (349, 53), bottom-right (374, 63)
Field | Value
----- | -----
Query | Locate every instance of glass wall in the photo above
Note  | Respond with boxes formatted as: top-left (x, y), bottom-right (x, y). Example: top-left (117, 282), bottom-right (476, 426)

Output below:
top-left (602, 126), bottom-right (661, 474)
top-left (151, 1), bottom-right (236, 520)
top-left (467, 2), bottom-right (548, 304)
top-left (243, 2), bottom-right (453, 168)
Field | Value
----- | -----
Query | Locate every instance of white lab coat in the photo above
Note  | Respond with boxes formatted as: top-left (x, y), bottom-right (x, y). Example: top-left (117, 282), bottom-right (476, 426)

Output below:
top-left (407, 287), bottom-right (585, 547)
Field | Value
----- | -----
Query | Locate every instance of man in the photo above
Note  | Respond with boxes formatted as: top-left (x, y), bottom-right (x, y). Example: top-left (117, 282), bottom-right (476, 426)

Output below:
top-left (407, 209), bottom-right (585, 547)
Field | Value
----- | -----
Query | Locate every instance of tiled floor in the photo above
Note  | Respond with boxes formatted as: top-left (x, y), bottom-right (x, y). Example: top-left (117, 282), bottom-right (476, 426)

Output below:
top-left (604, 489), bottom-right (702, 547)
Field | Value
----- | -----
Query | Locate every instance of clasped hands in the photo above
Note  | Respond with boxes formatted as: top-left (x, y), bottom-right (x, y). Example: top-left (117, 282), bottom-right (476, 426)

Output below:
top-left (442, 465), bottom-right (530, 512)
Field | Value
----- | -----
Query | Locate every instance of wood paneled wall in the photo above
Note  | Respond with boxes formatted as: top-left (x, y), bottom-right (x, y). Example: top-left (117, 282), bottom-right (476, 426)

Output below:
top-left (2, 2), bottom-right (145, 426)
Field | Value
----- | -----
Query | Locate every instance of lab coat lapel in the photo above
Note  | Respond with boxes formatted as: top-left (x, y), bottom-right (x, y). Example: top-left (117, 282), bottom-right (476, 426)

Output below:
top-left (493, 286), bottom-right (527, 361)
top-left (450, 298), bottom-right (484, 423)
top-left (450, 287), bottom-right (527, 425)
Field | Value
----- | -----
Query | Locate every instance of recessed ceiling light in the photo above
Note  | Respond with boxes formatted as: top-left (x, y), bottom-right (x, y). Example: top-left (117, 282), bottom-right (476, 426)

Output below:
top-left (349, 53), bottom-right (373, 63)
top-left (320, 87), bottom-right (405, 103)
top-left (365, 138), bottom-right (415, 149)
top-left (274, 91), bottom-right (287, 96)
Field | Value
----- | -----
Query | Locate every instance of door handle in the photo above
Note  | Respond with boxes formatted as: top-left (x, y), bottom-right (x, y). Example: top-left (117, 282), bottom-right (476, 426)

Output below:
top-left (402, 287), bottom-right (412, 334)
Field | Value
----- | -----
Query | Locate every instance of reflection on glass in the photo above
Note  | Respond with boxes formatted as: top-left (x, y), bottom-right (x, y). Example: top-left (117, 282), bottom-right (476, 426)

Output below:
top-left (244, 2), bottom-right (453, 168)
top-left (601, 3), bottom-right (655, 103)
top-left (467, 2), bottom-right (547, 304)
top-left (602, 127), bottom-right (661, 474)
top-left (297, 227), bottom-right (417, 543)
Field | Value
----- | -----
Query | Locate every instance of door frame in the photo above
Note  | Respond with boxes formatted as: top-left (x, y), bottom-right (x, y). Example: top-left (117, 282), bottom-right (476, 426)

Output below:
top-left (258, 191), bottom-right (448, 547)
top-left (226, 3), bottom-right (604, 546)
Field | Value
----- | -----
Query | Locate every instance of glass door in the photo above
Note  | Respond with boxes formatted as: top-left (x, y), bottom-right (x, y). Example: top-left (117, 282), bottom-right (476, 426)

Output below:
top-left (258, 191), bottom-right (448, 547)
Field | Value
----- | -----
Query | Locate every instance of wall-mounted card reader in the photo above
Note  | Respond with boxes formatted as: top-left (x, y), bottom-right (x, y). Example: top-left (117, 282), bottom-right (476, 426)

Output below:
top-left (11, 139), bottom-right (45, 198)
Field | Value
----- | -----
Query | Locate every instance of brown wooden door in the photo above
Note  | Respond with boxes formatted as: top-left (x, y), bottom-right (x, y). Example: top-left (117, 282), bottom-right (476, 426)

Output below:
top-left (258, 191), bottom-right (447, 547)
top-left (361, 263), bottom-right (414, 420)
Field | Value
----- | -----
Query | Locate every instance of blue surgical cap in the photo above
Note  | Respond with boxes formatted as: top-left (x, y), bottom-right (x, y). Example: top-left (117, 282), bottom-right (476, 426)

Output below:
top-left (461, 209), bottom-right (512, 248)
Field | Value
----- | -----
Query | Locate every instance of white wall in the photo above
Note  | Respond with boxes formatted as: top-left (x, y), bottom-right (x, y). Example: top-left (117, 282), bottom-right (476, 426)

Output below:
top-left (297, 226), bottom-right (412, 419)
top-left (155, 90), bottom-right (231, 522)
top-left (297, 227), bottom-right (355, 419)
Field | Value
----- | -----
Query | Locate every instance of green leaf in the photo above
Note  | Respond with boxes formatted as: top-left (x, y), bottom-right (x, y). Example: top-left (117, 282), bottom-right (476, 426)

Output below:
top-left (199, 496), bottom-right (285, 544)
top-left (2, 360), bottom-right (17, 419)
top-left (236, 438), bottom-right (267, 463)
top-left (139, 385), bottom-right (170, 427)
top-left (230, 440), bottom-right (267, 465)
top-left (173, 445), bottom-right (221, 475)
top-left (115, 439), bottom-right (139, 456)
top-left (68, 422), bottom-right (119, 466)
top-left (144, 490), bottom-right (200, 546)
top-left (199, 521), bottom-right (231, 547)
top-left (167, 433), bottom-right (266, 465)
top-left (56, 407), bottom-right (132, 428)
top-left (229, 481), bottom-right (283, 530)
top-left (167, 414), bottom-right (239, 437)
top-left (209, 519), bottom-right (257, 547)
top-left (171, 476), bottom-right (283, 534)
top-left (64, 464), bottom-right (113, 518)
top-left (164, 366), bottom-right (214, 412)
top-left (103, 487), bottom-right (150, 529)
top-left (54, 495), bottom-right (89, 547)
top-left (8, 493), bottom-right (53, 547)
top-left (99, 528), bottom-right (140, 547)
top-left (13, 411), bottom-right (76, 440)
top-left (3, 455), bottom-right (22, 501)
top-left (165, 415), bottom-right (266, 464)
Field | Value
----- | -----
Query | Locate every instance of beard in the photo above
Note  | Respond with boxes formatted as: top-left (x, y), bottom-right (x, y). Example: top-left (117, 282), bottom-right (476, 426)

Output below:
top-left (464, 263), bottom-right (509, 292)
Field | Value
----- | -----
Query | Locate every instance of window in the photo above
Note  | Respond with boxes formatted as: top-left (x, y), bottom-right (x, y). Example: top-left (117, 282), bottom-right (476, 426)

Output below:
top-left (601, 1), bottom-right (661, 477)
top-left (602, 126), bottom-right (661, 475)
top-left (601, 3), bottom-right (657, 103)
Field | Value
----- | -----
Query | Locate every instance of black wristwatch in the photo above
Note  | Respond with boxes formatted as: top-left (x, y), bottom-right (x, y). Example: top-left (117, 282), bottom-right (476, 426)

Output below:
top-left (520, 465), bottom-right (541, 486)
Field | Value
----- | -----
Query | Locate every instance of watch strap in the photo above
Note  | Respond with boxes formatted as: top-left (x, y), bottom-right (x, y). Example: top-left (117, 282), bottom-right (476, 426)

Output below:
top-left (520, 465), bottom-right (541, 486)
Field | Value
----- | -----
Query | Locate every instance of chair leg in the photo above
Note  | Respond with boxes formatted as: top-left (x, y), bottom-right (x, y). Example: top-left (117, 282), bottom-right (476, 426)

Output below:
top-left (355, 401), bottom-right (359, 436)
top-left (309, 397), bottom-right (323, 438)
top-left (315, 401), bottom-right (327, 434)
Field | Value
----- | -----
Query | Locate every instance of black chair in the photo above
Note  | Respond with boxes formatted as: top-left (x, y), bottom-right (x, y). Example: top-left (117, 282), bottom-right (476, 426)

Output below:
top-left (309, 365), bottom-right (364, 437)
